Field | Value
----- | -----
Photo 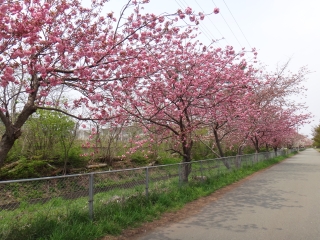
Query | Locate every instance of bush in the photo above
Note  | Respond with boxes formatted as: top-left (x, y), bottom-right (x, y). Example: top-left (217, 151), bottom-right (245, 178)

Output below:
top-left (130, 154), bottom-right (148, 165)
top-left (191, 141), bottom-right (214, 160)
top-left (157, 157), bottom-right (180, 165)
top-left (0, 157), bottom-right (56, 180)
top-left (61, 145), bottom-right (86, 168)
top-left (5, 141), bottom-right (25, 163)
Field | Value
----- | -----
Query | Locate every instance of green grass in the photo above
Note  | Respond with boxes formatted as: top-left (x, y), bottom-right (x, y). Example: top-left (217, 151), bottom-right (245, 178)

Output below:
top-left (0, 153), bottom-right (295, 240)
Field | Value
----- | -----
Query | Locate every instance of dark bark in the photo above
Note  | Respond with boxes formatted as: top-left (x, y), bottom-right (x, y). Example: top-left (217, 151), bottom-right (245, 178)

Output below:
top-left (0, 75), bottom-right (38, 167)
top-left (0, 108), bottom-right (36, 167)
top-left (273, 146), bottom-right (278, 156)
top-left (0, 130), bottom-right (19, 168)
top-left (213, 128), bottom-right (224, 158)
top-left (181, 155), bottom-right (192, 183)
top-left (180, 135), bottom-right (193, 183)
top-left (213, 128), bottom-right (231, 169)
top-left (251, 136), bottom-right (260, 153)
top-left (235, 145), bottom-right (244, 168)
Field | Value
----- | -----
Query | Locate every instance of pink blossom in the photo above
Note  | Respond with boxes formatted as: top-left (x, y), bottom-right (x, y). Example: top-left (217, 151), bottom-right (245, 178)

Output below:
top-left (185, 7), bottom-right (192, 15)
top-left (4, 67), bottom-right (14, 75)
top-left (214, 8), bottom-right (220, 14)
top-left (178, 13), bottom-right (185, 19)
top-left (199, 12), bottom-right (205, 20)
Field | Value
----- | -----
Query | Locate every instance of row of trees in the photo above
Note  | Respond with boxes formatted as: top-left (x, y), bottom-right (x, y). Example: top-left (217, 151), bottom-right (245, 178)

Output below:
top-left (0, 0), bottom-right (311, 180)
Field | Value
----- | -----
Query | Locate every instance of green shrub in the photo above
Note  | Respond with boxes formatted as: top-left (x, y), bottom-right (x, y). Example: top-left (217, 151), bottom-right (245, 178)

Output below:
top-left (0, 158), bottom-right (56, 180)
top-left (59, 145), bottom-right (85, 168)
top-left (157, 157), bottom-right (180, 165)
top-left (191, 141), bottom-right (215, 160)
top-left (130, 154), bottom-right (148, 165)
top-left (5, 141), bottom-right (25, 163)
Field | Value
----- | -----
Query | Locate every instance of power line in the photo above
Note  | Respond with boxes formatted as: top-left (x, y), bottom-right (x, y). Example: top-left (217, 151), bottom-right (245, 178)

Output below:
top-left (175, 0), bottom-right (214, 44)
top-left (211, 0), bottom-right (243, 49)
top-left (175, 0), bottom-right (221, 47)
top-left (222, 0), bottom-right (252, 49)
top-left (193, 0), bottom-right (228, 46)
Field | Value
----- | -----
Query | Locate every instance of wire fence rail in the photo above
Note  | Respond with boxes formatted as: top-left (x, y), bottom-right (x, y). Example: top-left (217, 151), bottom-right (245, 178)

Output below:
top-left (0, 149), bottom-right (297, 238)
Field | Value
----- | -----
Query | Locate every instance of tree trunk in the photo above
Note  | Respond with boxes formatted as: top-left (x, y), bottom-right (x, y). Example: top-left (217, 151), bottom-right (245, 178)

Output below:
top-left (0, 75), bottom-right (38, 167)
top-left (180, 139), bottom-right (193, 183)
top-left (213, 128), bottom-right (231, 169)
top-left (0, 129), bottom-right (22, 167)
top-left (235, 145), bottom-right (244, 168)
top-left (181, 155), bottom-right (192, 183)
top-left (266, 143), bottom-right (269, 152)
top-left (273, 147), bottom-right (278, 157)
top-left (0, 108), bottom-right (36, 167)
top-left (251, 136), bottom-right (260, 153)
top-left (213, 128), bottom-right (224, 157)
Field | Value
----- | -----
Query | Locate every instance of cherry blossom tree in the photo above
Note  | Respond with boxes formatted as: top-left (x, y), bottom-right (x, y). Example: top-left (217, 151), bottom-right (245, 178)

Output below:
top-left (196, 80), bottom-right (258, 168)
top-left (200, 62), bottom-right (311, 159)
top-left (113, 29), bottom-right (256, 181)
top-left (233, 63), bottom-right (311, 153)
top-left (203, 79), bottom-right (256, 156)
top-left (0, 0), bottom-right (211, 167)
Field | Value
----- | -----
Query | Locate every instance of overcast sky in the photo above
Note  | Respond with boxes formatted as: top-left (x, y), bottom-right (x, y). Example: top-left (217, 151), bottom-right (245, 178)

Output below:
top-left (102, 0), bottom-right (320, 137)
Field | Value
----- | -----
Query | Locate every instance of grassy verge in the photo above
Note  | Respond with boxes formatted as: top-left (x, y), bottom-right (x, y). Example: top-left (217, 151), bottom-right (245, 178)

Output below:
top-left (0, 153), bottom-right (295, 240)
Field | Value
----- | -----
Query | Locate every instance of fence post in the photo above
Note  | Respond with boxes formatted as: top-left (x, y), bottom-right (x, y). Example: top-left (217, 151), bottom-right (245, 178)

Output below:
top-left (178, 164), bottom-right (182, 187)
top-left (145, 167), bottom-right (149, 198)
top-left (200, 161), bottom-right (204, 182)
top-left (88, 173), bottom-right (94, 220)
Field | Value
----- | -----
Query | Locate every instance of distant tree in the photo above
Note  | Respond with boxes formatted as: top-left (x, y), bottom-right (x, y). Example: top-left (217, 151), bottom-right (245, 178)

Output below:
top-left (237, 63), bottom-right (311, 153)
top-left (312, 124), bottom-right (320, 148)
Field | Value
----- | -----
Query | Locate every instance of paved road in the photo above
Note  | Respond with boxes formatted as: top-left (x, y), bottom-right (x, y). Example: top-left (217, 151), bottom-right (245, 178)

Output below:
top-left (139, 149), bottom-right (320, 240)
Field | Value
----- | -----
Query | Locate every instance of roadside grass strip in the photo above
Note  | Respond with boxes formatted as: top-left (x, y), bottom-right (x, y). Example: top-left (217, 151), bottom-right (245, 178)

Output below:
top-left (0, 153), bottom-right (295, 240)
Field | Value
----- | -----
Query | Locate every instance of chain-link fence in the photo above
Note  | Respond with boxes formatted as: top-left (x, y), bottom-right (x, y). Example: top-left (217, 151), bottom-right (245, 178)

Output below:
top-left (0, 149), bottom-right (297, 238)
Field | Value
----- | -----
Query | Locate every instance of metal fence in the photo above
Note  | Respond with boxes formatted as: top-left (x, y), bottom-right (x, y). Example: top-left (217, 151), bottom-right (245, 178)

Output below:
top-left (0, 149), bottom-right (297, 238)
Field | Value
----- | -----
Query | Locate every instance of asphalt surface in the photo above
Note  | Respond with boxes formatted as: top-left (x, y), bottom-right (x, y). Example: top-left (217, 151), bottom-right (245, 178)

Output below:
top-left (138, 149), bottom-right (320, 240)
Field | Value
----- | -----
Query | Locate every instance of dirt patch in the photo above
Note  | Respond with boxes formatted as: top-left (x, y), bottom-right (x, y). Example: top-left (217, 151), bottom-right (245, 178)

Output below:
top-left (101, 164), bottom-right (278, 240)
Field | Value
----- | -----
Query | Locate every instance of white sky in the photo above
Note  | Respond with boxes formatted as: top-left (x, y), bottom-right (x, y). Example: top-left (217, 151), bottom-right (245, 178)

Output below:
top-left (94, 0), bottom-right (320, 137)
